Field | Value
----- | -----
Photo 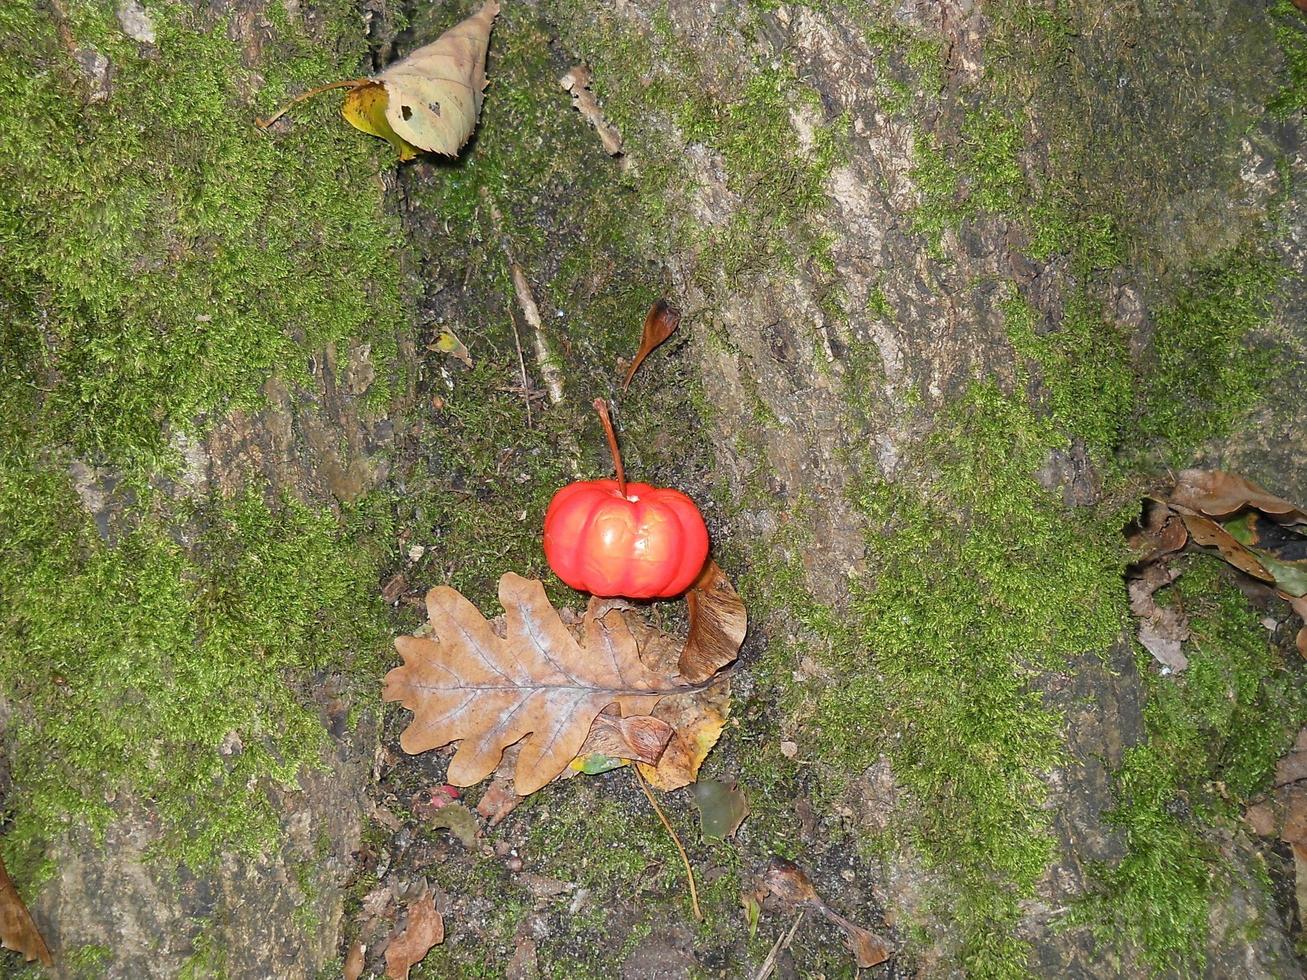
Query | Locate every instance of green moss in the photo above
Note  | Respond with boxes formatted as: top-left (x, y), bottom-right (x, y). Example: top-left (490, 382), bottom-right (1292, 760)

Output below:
top-left (545, 1), bottom-right (847, 283)
top-left (1135, 242), bottom-right (1284, 464)
top-left (1003, 289), bottom-right (1134, 456)
top-left (0, 452), bottom-right (390, 879)
top-left (64, 944), bottom-right (114, 978)
top-left (739, 379), bottom-right (1129, 976)
top-left (0, 0), bottom-right (406, 477)
top-left (1068, 560), bottom-right (1307, 973)
top-left (1269, 0), bottom-right (1307, 118)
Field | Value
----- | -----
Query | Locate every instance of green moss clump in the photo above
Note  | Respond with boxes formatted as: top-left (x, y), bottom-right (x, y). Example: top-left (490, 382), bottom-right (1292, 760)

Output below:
top-left (0, 445), bottom-right (390, 878)
top-left (909, 111), bottom-right (1026, 258)
top-left (0, 0), bottom-right (408, 886)
top-left (741, 380), bottom-right (1129, 976)
top-left (0, 0), bottom-right (405, 475)
top-left (1003, 289), bottom-right (1135, 456)
top-left (1135, 243), bottom-right (1284, 464)
top-left (1269, 0), bottom-right (1307, 118)
top-left (544, 0), bottom-right (847, 282)
top-left (1068, 560), bottom-right (1307, 973)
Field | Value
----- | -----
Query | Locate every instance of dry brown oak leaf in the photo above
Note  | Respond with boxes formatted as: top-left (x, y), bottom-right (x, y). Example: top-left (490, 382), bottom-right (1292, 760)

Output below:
top-left (384, 574), bottom-right (704, 795)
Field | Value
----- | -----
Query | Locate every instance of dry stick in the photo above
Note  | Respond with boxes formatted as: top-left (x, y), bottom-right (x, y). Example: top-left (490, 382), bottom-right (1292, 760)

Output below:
top-left (255, 79), bottom-right (368, 129)
top-left (507, 306), bottom-right (533, 429)
top-left (632, 765), bottom-right (702, 921)
top-left (752, 911), bottom-right (806, 980)
top-left (593, 398), bottom-right (628, 497)
top-left (510, 263), bottom-right (565, 407)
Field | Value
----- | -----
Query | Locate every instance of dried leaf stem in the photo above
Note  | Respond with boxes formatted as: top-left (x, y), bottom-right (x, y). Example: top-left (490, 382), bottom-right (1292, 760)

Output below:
top-left (633, 764), bottom-right (702, 920)
top-left (255, 79), bottom-right (367, 129)
top-left (753, 912), bottom-right (805, 980)
top-left (593, 398), bottom-right (628, 498)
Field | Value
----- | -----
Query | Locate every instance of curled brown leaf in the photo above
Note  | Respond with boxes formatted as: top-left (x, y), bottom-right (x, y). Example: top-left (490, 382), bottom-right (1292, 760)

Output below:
top-left (384, 891), bottom-right (445, 980)
top-left (1178, 512), bottom-right (1274, 583)
top-left (679, 560), bottom-right (747, 683)
top-left (1171, 469), bottom-right (1307, 524)
top-left (0, 854), bottom-right (52, 966)
top-left (1126, 498), bottom-right (1188, 565)
top-left (581, 712), bottom-right (675, 765)
top-left (622, 299), bottom-right (681, 390)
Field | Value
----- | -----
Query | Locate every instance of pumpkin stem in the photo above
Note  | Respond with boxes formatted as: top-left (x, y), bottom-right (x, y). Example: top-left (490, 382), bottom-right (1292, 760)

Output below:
top-left (593, 397), bottom-right (628, 498)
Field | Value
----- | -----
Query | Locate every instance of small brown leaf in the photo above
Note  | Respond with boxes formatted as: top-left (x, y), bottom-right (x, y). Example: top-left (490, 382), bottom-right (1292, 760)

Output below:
top-left (476, 778), bottom-right (523, 821)
top-left (475, 758), bottom-right (523, 827)
top-left (343, 941), bottom-right (366, 980)
top-left (581, 712), bottom-right (674, 765)
top-left (751, 856), bottom-right (890, 971)
top-left (691, 778), bottom-right (750, 840)
top-left (756, 856), bottom-right (820, 906)
top-left (679, 561), bottom-right (747, 683)
top-left (0, 853), bottom-right (52, 966)
top-left (384, 891), bottom-right (444, 980)
top-left (1126, 498), bottom-right (1188, 565)
top-left (1127, 564), bottom-right (1190, 672)
top-left (622, 299), bottom-right (681, 389)
top-left (1171, 469), bottom-right (1307, 524)
top-left (1178, 512), bottom-right (1274, 583)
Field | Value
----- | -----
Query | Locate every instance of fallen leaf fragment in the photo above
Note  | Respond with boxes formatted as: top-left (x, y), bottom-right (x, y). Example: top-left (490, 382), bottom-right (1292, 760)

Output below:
top-left (385, 890), bottom-right (444, 979)
top-left (750, 856), bottom-right (890, 970)
top-left (1127, 563), bottom-right (1190, 672)
top-left (578, 711), bottom-right (674, 765)
top-left (433, 329), bottom-right (473, 368)
top-left (0, 853), bottom-right (52, 966)
top-left (343, 941), bottom-right (366, 980)
top-left (1171, 469), bottom-right (1307, 524)
top-left (424, 802), bottom-right (480, 849)
top-left (622, 299), bottom-right (681, 390)
top-left (384, 575), bottom-right (699, 795)
top-left (1178, 512), bottom-right (1275, 583)
top-left (1126, 497), bottom-right (1189, 565)
top-left (637, 676), bottom-right (731, 791)
top-left (560, 65), bottom-right (624, 157)
top-left (679, 560), bottom-right (748, 683)
top-left (691, 778), bottom-right (750, 840)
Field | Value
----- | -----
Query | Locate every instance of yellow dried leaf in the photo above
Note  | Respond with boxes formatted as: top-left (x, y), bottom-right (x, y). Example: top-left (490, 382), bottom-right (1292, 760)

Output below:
top-left (637, 677), bottom-right (731, 791)
top-left (341, 82), bottom-right (421, 161)
top-left (351, 1), bottom-right (501, 159)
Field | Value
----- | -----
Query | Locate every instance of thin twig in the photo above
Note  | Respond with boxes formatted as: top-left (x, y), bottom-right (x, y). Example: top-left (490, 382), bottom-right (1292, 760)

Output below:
top-left (753, 911), bottom-right (805, 980)
top-left (510, 263), bottom-right (565, 407)
top-left (632, 765), bottom-right (701, 921)
top-left (507, 306), bottom-right (533, 428)
top-left (255, 78), bottom-right (368, 129)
